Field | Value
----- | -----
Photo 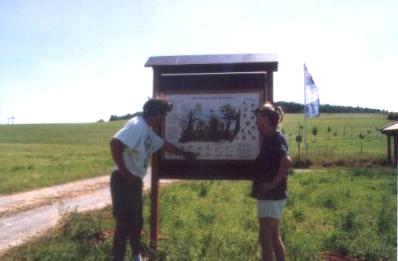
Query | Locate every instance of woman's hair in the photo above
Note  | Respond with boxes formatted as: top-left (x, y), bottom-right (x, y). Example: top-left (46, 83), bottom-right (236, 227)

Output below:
top-left (254, 102), bottom-right (284, 128)
top-left (143, 99), bottom-right (173, 117)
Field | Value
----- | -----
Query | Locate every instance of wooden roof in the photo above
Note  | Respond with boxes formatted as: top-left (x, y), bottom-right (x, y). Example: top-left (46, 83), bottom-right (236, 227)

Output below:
top-left (145, 53), bottom-right (278, 67)
top-left (380, 121), bottom-right (398, 134)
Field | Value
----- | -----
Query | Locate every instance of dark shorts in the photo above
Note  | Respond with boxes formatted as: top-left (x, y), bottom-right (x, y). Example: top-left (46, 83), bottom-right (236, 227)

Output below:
top-left (110, 170), bottom-right (143, 219)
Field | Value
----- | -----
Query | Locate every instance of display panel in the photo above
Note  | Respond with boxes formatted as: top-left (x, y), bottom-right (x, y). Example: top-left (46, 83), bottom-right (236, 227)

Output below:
top-left (164, 92), bottom-right (261, 160)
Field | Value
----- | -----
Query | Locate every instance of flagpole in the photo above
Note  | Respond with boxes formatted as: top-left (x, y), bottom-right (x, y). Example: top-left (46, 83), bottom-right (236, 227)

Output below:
top-left (303, 64), bottom-right (308, 160)
top-left (303, 64), bottom-right (320, 161)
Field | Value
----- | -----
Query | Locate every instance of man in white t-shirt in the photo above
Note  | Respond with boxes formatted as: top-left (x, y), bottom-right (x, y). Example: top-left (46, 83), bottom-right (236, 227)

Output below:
top-left (109, 99), bottom-right (197, 261)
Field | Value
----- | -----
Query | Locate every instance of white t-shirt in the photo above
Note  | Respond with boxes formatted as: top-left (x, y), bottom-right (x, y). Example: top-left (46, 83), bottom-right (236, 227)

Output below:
top-left (113, 116), bottom-right (164, 179)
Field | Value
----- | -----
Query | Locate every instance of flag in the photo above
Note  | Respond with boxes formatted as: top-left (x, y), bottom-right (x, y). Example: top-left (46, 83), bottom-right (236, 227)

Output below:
top-left (304, 64), bottom-right (320, 117)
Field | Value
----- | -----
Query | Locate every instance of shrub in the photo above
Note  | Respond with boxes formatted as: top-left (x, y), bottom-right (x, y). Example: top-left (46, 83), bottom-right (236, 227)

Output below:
top-left (292, 159), bottom-right (312, 168)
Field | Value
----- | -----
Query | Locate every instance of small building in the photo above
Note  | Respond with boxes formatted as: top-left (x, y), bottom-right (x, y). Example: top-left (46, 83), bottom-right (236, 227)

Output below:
top-left (379, 121), bottom-right (398, 167)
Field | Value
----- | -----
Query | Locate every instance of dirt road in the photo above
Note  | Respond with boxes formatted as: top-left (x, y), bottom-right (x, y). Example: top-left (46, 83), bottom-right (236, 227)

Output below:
top-left (0, 169), bottom-right (171, 255)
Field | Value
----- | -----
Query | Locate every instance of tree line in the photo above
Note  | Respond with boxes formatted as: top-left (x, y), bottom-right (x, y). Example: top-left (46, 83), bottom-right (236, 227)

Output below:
top-left (108, 112), bottom-right (142, 122)
top-left (106, 102), bottom-right (392, 122)
top-left (275, 101), bottom-right (388, 114)
top-left (387, 112), bottom-right (398, 121)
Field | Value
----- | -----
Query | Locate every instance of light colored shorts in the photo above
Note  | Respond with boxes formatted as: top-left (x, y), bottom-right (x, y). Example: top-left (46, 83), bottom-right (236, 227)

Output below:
top-left (257, 199), bottom-right (287, 219)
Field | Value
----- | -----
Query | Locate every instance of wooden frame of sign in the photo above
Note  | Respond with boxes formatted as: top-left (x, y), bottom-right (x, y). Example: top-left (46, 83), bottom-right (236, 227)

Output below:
top-left (144, 53), bottom-right (278, 249)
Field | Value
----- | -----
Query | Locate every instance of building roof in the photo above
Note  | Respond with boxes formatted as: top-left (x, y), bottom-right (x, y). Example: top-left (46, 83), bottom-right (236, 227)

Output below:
top-left (145, 53), bottom-right (278, 67)
top-left (380, 121), bottom-right (398, 134)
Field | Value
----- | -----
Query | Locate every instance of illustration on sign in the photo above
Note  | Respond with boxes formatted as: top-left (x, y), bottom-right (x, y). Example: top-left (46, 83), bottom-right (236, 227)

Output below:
top-left (165, 93), bottom-right (260, 160)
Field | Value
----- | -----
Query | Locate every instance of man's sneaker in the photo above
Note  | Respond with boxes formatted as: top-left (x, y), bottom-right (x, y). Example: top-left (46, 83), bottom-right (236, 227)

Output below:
top-left (132, 254), bottom-right (142, 261)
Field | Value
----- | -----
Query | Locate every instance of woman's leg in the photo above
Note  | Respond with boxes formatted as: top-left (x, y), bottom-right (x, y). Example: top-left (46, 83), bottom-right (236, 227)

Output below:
top-left (259, 217), bottom-right (277, 261)
top-left (272, 222), bottom-right (286, 261)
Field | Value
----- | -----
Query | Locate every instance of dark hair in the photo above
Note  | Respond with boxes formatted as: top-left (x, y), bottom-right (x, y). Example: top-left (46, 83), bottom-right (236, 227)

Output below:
top-left (254, 103), bottom-right (284, 128)
top-left (143, 99), bottom-right (173, 117)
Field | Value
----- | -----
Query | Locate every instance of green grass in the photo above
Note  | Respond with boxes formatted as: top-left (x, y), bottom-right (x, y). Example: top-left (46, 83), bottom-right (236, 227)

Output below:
top-left (0, 113), bottom-right (390, 194)
top-left (3, 168), bottom-right (396, 261)
top-left (0, 122), bottom-right (123, 194)
top-left (280, 113), bottom-right (389, 163)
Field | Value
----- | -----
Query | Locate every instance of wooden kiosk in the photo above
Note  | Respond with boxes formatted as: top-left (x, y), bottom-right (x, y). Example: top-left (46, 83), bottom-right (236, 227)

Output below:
top-left (379, 121), bottom-right (398, 167)
top-left (144, 53), bottom-right (278, 249)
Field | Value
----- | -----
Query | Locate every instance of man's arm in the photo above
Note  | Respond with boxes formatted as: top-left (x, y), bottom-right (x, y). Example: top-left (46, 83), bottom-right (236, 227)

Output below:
top-left (110, 138), bottom-right (135, 182)
top-left (260, 155), bottom-right (291, 192)
top-left (163, 141), bottom-right (198, 160)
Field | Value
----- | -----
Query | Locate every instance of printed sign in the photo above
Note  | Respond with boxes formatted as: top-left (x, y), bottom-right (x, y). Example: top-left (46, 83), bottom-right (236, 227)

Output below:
top-left (165, 92), bottom-right (260, 160)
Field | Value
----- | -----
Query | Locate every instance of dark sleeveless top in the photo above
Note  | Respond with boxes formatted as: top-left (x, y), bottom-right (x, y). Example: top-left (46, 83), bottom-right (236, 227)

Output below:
top-left (251, 132), bottom-right (288, 200)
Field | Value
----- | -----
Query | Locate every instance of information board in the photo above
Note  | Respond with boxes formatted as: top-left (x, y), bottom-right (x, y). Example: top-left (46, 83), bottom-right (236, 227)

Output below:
top-left (145, 54), bottom-right (278, 249)
top-left (164, 92), bottom-right (261, 160)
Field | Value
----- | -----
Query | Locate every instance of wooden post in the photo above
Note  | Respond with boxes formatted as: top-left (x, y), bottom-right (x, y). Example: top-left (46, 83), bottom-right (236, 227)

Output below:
top-left (266, 70), bottom-right (273, 102)
top-left (150, 152), bottom-right (160, 249)
top-left (387, 135), bottom-right (391, 163)
top-left (394, 135), bottom-right (397, 167)
top-left (150, 68), bottom-right (161, 250)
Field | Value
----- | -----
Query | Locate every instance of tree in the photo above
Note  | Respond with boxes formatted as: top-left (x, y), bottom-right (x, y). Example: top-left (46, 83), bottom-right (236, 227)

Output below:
top-left (220, 104), bottom-right (241, 141)
top-left (299, 123), bottom-right (304, 135)
top-left (327, 126), bottom-right (332, 140)
top-left (387, 112), bottom-right (398, 120)
top-left (108, 112), bottom-right (142, 122)
top-left (312, 126), bottom-right (318, 143)
top-left (109, 115), bottom-right (118, 121)
top-left (178, 110), bottom-right (200, 143)
top-left (275, 101), bottom-right (385, 114)
top-left (220, 104), bottom-right (238, 131)
top-left (232, 110), bottom-right (241, 139)
top-left (366, 130), bottom-right (372, 141)
top-left (196, 120), bottom-right (206, 131)
top-left (358, 133), bottom-right (365, 153)
top-left (296, 134), bottom-right (302, 160)
top-left (350, 126), bottom-right (354, 145)
top-left (333, 131), bottom-right (338, 148)
top-left (208, 116), bottom-right (220, 132)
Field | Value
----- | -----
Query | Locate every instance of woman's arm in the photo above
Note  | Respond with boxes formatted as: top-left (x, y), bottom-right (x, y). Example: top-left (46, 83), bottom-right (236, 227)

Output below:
top-left (260, 155), bottom-right (291, 192)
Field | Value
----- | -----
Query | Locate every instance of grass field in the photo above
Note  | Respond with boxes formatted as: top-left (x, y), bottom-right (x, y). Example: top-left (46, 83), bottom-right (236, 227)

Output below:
top-left (0, 122), bottom-right (122, 194)
top-left (0, 113), bottom-right (391, 194)
top-left (3, 168), bottom-right (396, 261)
top-left (281, 113), bottom-right (389, 163)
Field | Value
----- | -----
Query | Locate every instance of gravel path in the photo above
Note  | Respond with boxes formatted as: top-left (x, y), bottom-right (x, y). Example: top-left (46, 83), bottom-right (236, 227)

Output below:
top-left (0, 169), bottom-right (172, 255)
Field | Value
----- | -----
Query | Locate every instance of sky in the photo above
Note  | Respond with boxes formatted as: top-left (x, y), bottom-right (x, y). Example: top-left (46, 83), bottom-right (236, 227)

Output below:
top-left (0, 0), bottom-right (397, 124)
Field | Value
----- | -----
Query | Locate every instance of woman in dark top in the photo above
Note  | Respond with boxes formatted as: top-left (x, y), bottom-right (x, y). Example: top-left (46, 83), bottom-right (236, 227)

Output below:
top-left (252, 103), bottom-right (291, 261)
